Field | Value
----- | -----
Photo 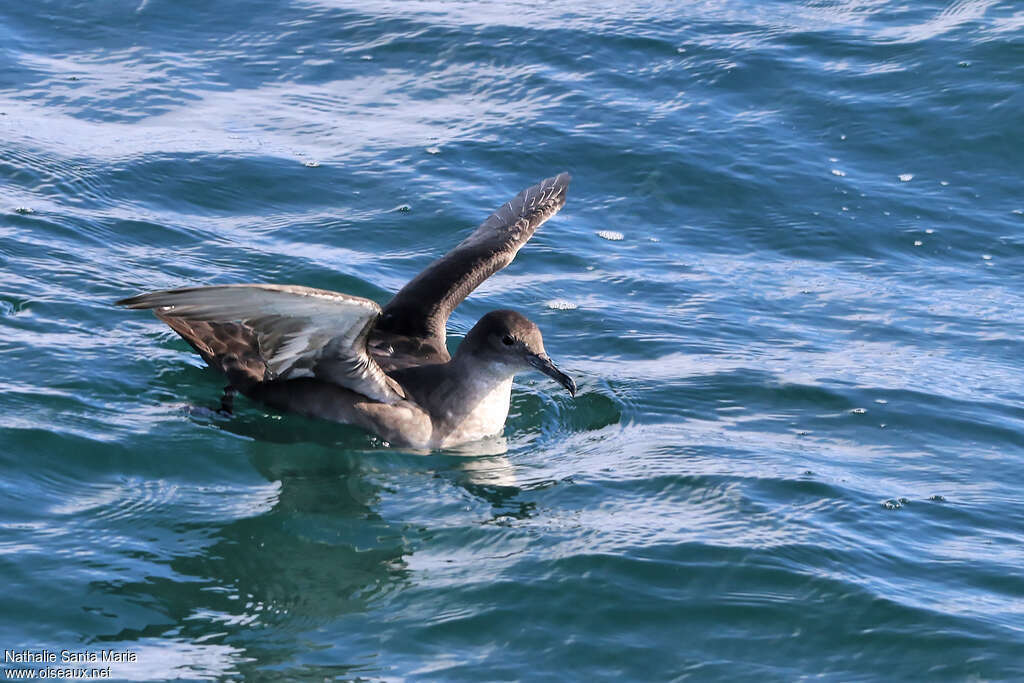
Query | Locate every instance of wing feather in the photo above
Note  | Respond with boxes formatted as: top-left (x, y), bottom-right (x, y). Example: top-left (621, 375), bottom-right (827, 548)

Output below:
top-left (373, 172), bottom-right (570, 351)
top-left (118, 284), bottom-right (405, 403)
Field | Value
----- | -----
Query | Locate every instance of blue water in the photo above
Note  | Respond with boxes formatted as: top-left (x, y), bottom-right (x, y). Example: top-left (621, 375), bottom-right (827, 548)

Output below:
top-left (2, 1), bottom-right (1023, 680)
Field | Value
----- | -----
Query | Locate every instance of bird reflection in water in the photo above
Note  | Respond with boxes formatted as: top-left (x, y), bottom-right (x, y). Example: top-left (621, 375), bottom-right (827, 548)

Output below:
top-left (85, 424), bottom-right (532, 678)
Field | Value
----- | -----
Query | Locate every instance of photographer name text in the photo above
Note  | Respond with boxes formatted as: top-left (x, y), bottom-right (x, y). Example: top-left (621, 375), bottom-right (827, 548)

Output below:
top-left (4, 650), bottom-right (136, 664)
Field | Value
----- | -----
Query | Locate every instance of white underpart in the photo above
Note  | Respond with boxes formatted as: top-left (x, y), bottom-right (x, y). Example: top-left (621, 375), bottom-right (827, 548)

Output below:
top-left (438, 376), bottom-right (514, 448)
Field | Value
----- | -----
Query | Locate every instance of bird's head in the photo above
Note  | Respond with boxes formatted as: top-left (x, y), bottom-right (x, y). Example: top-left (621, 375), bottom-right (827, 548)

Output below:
top-left (460, 309), bottom-right (576, 397)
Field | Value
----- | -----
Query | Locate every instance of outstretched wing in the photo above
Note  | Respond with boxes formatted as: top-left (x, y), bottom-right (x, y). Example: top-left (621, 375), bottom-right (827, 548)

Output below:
top-left (117, 284), bottom-right (405, 403)
top-left (373, 172), bottom-right (571, 351)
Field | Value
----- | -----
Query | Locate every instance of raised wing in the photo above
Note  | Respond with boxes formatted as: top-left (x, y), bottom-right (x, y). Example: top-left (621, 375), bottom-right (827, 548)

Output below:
top-left (373, 172), bottom-right (570, 350)
top-left (117, 284), bottom-right (405, 403)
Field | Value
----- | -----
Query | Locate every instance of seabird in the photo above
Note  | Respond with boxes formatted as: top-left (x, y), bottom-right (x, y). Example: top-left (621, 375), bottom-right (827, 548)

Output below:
top-left (118, 173), bottom-right (576, 449)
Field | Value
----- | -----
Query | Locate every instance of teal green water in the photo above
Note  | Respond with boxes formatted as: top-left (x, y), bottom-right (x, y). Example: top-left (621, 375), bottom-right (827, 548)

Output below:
top-left (2, 1), bottom-right (1023, 680)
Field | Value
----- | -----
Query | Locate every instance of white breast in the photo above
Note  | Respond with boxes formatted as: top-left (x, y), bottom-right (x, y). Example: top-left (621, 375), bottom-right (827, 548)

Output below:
top-left (437, 377), bottom-right (513, 448)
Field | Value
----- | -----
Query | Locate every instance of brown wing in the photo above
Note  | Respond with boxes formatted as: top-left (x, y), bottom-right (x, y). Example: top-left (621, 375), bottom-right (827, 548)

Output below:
top-left (370, 172), bottom-right (570, 367)
top-left (118, 284), bottom-right (405, 403)
top-left (158, 316), bottom-right (269, 388)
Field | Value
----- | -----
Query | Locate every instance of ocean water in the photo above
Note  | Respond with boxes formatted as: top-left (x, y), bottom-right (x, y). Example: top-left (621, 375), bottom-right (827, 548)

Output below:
top-left (2, 0), bottom-right (1023, 679)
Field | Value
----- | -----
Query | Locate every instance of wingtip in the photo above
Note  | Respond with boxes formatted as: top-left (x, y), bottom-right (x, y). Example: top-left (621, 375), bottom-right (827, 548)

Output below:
top-left (115, 293), bottom-right (144, 308)
top-left (551, 171), bottom-right (571, 194)
top-left (116, 290), bottom-right (176, 310)
top-left (531, 172), bottom-right (570, 206)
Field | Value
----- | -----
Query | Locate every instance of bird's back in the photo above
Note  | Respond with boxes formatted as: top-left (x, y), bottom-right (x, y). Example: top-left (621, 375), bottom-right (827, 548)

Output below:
top-left (368, 328), bottom-right (450, 373)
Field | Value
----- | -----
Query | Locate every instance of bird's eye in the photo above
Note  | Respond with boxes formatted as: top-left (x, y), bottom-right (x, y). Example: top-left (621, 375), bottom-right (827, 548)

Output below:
top-left (502, 335), bottom-right (515, 346)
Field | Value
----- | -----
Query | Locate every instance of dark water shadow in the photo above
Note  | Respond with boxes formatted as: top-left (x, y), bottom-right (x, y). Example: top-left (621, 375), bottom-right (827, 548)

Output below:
top-left (85, 446), bottom-right (406, 677)
top-left (83, 428), bottom-right (539, 678)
